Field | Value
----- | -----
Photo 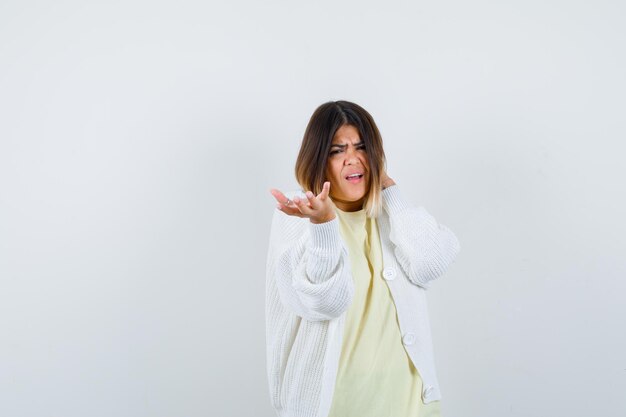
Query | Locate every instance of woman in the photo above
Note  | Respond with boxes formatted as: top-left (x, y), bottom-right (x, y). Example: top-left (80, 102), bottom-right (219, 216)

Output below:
top-left (266, 101), bottom-right (460, 417)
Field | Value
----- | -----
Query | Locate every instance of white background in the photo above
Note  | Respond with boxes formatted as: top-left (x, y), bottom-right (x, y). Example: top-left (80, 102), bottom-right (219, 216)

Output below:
top-left (1, 1), bottom-right (625, 416)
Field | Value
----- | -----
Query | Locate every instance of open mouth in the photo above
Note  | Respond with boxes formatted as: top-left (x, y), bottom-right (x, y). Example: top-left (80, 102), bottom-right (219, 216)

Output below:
top-left (345, 173), bottom-right (364, 183)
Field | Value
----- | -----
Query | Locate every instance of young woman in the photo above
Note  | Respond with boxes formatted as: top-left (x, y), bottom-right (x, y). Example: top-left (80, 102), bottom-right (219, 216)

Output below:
top-left (266, 101), bottom-right (460, 417)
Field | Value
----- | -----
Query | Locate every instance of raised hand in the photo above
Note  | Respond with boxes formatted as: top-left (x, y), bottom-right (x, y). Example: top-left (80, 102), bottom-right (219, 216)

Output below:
top-left (381, 170), bottom-right (396, 190)
top-left (270, 181), bottom-right (336, 224)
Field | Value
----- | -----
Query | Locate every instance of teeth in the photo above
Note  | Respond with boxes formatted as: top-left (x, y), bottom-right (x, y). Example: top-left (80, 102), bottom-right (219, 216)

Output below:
top-left (346, 174), bottom-right (362, 179)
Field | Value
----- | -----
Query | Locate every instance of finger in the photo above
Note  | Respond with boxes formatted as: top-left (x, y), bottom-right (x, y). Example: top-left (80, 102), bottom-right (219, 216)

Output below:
top-left (293, 196), bottom-right (314, 216)
top-left (271, 189), bottom-right (308, 211)
top-left (290, 194), bottom-right (312, 209)
top-left (276, 202), bottom-right (305, 218)
top-left (304, 190), bottom-right (320, 210)
top-left (278, 198), bottom-right (302, 214)
top-left (319, 181), bottom-right (331, 200)
top-left (270, 188), bottom-right (292, 206)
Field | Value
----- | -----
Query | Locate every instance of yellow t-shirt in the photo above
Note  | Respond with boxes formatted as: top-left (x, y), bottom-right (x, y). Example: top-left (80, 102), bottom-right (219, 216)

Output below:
top-left (328, 206), bottom-right (442, 417)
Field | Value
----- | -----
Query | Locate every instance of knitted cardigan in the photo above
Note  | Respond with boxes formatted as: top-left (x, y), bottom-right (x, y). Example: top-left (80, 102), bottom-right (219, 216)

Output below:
top-left (265, 184), bottom-right (460, 417)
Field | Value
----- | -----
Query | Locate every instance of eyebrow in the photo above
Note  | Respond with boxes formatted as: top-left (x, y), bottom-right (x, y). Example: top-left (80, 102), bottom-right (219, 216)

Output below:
top-left (330, 141), bottom-right (365, 149)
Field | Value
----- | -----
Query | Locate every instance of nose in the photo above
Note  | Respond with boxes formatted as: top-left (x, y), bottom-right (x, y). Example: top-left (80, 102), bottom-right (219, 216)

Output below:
top-left (345, 146), bottom-right (360, 165)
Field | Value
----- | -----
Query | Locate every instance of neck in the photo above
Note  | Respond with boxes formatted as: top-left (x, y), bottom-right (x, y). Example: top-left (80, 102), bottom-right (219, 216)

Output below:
top-left (332, 196), bottom-right (365, 212)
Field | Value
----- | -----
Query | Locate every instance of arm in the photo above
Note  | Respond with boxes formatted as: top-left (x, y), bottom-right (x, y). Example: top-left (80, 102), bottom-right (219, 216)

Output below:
top-left (266, 208), bottom-right (354, 321)
top-left (382, 184), bottom-right (460, 289)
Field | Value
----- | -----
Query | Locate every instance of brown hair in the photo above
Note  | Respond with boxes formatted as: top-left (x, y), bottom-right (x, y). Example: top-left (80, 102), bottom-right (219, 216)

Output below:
top-left (295, 100), bottom-right (386, 218)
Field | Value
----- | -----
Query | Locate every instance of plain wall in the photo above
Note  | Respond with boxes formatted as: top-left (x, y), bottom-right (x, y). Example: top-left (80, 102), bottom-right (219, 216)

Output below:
top-left (1, 1), bottom-right (625, 416)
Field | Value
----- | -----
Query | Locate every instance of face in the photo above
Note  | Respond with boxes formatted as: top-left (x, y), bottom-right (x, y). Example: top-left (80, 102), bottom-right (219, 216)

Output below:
top-left (325, 124), bottom-right (370, 211)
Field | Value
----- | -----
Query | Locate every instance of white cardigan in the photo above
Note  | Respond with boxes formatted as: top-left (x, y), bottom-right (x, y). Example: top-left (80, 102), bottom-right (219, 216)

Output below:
top-left (265, 185), bottom-right (460, 417)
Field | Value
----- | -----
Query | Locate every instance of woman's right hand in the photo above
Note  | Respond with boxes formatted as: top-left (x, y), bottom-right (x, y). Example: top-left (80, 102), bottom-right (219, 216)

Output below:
top-left (270, 181), bottom-right (336, 224)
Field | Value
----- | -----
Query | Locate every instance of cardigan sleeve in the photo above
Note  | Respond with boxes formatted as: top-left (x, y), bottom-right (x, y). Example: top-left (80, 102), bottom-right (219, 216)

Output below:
top-left (382, 184), bottom-right (460, 289)
top-left (266, 207), bottom-right (354, 321)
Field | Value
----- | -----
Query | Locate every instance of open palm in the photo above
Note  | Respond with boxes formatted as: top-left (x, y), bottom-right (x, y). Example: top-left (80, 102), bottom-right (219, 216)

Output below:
top-left (269, 181), bottom-right (336, 224)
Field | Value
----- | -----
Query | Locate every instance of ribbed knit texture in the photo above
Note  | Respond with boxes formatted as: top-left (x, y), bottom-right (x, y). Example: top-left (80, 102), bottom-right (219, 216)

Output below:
top-left (382, 186), bottom-right (461, 289)
top-left (265, 185), bottom-right (460, 417)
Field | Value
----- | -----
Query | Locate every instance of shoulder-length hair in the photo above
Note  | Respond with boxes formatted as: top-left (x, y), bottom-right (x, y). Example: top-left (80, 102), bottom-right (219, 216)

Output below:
top-left (295, 100), bottom-right (386, 218)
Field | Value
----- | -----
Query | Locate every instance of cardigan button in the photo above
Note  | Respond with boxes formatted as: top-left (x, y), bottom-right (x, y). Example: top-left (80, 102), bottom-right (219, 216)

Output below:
top-left (402, 332), bottom-right (416, 346)
top-left (382, 267), bottom-right (396, 280)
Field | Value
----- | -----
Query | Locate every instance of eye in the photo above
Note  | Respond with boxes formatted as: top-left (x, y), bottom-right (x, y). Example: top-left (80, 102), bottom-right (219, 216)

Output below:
top-left (330, 149), bottom-right (341, 155)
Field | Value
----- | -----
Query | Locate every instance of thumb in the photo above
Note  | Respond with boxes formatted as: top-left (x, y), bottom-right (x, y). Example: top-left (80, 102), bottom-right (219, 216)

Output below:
top-left (320, 181), bottom-right (330, 199)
